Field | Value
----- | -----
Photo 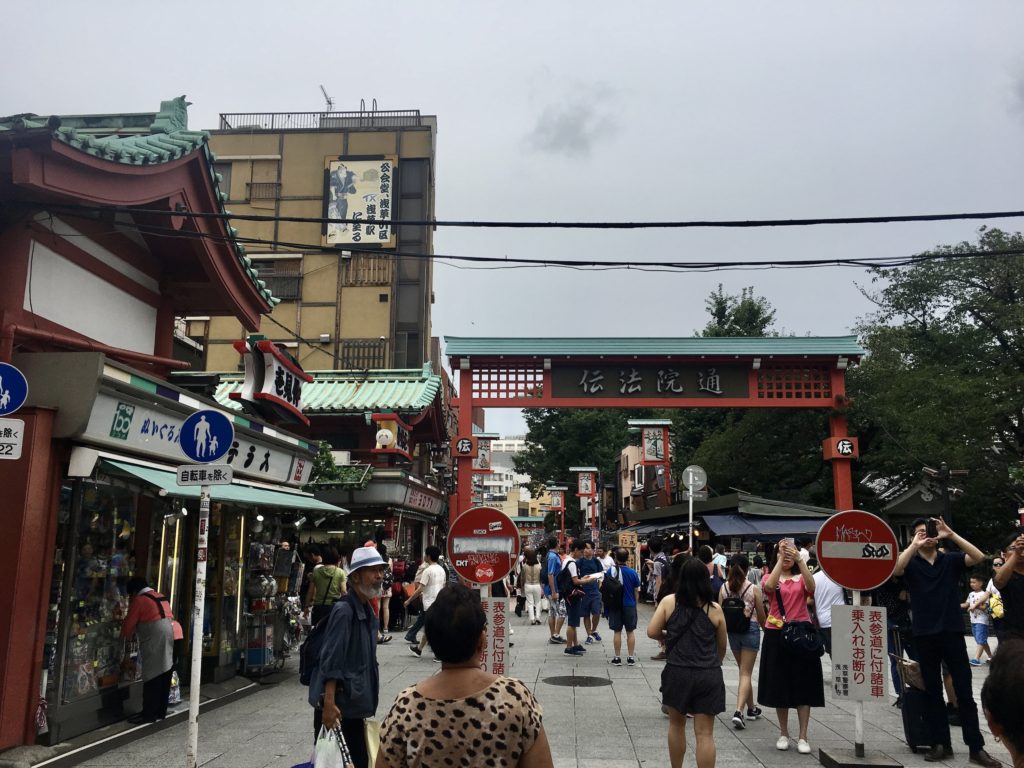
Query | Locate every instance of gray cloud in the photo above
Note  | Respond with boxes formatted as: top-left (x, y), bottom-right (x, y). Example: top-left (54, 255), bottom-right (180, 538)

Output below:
top-left (526, 85), bottom-right (616, 158)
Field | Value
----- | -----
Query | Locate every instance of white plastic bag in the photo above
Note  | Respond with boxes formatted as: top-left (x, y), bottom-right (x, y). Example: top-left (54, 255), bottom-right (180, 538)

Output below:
top-left (314, 726), bottom-right (353, 768)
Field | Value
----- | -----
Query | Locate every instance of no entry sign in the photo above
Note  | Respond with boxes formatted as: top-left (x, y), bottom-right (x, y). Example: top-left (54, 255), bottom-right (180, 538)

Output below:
top-left (817, 510), bottom-right (898, 591)
top-left (447, 506), bottom-right (520, 585)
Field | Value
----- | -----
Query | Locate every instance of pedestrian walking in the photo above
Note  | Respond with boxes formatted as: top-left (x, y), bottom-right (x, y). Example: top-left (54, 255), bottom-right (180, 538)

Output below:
top-left (991, 531), bottom-right (1024, 640)
top-left (605, 546), bottom-right (641, 666)
top-left (122, 577), bottom-right (175, 724)
top-left (402, 559), bottom-right (428, 645)
top-left (377, 584), bottom-right (553, 767)
top-left (305, 546), bottom-right (346, 627)
top-left (719, 555), bottom-right (766, 729)
top-left (647, 557), bottom-right (727, 768)
top-left (893, 516), bottom-right (1001, 767)
top-left (308, 545), bottom-right (386, 768)
top-left (521, 548), bottom-right (544, 625)
top-left (757, 538), bottom-right (823, 755)
top-left (963, 575), bottom-right (993, 665)
top-left (405, 546), bottom-right (447, 659)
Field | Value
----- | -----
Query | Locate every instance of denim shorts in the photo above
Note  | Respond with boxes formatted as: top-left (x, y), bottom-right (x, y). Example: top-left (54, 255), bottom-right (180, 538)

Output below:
top-left (728, 622), bottom-right (761, 653)
top-left (607, 605), bottom-right (638, 633)
top-left (972, 622), bottom-right (989, 645)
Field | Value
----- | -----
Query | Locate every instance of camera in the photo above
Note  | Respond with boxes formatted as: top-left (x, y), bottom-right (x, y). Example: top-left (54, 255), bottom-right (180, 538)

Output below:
top-left (925, 519), bottom-right (938, 539)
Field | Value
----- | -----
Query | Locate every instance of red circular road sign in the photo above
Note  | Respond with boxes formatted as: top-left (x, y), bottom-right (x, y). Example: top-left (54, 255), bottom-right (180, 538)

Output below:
top-left (817, 509), bottom-right (899, 592)
top-left (447, 506), bottom-right (521, 585)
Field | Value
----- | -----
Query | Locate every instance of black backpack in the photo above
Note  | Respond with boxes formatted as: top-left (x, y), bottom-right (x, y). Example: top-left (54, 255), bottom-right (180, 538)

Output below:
top-left (556, 561), bottom-right (577, 599)
top-left (600, 565), bottom-right (625, 610)
top-left (721, 582), bottom-right (752, 634)
top-left (298, 614), bottom-right (330, 685)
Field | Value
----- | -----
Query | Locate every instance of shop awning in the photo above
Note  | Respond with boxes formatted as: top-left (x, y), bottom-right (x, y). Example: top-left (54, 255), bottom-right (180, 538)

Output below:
top-left (703, 514), bottom-right (826, 539)
top-left (101, 460), bottom-right (348, 514)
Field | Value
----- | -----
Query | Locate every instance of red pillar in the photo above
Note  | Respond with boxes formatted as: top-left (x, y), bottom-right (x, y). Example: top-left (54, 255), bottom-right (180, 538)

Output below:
top-left (829, 368), bottom-right (854, 512)
top-left (0, 407), bottom-right (59, 749)
top-left (452, 366), bottom-right (475, 526)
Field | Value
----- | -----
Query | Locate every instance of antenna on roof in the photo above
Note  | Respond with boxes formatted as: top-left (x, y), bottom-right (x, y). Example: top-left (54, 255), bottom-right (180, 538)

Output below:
top-left (320, 85), bottom-right (335, 113)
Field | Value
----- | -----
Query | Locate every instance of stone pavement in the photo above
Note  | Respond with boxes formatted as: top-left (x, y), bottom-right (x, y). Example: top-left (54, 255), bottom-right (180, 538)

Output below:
top-left (70, 604), bottom-right (1010, 768)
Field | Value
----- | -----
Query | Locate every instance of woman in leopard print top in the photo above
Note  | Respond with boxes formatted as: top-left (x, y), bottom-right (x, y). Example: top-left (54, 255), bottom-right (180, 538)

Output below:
top-left (377, 584), bottom-right (552, 767)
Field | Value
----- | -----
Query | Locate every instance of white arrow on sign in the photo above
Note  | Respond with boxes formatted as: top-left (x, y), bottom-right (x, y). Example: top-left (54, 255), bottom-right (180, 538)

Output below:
top-left (683, 464), bottom-right (707, 490)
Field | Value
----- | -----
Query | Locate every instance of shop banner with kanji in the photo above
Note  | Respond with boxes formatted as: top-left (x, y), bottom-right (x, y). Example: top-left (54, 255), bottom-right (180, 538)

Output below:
top-left (831, 605), bottom-right (888, 702)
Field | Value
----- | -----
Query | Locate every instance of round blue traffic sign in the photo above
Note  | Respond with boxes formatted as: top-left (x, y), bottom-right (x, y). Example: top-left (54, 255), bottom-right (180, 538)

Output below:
top-left (0, 363), bottom-right (29, 416)
top-left (180, 410), bottom-right (234, 463)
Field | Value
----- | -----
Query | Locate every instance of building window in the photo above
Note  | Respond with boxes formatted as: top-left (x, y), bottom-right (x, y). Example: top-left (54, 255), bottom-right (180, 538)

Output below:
top-left (253, 259), bottom-right (302, 300)
top-left (213, 162), bottom-right (233, 200)
top-left (339, 339), bottom-right (387, 369)
top-left (341, 253), bottom-right (392, 286)
top-left (246, 182), bottom-right (281, 202)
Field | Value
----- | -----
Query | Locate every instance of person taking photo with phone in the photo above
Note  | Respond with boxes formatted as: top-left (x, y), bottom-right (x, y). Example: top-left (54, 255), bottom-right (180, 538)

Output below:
top-left (893, 517), bottom-right (1001, 767)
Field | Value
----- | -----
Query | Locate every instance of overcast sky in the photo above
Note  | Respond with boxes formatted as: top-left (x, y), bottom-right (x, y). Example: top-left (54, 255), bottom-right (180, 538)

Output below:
top-left (6, 2), bottom-right (1023, 436)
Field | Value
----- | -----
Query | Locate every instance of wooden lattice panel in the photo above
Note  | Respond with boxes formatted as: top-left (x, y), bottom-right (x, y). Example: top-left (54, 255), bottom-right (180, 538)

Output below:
top-left (757, 366), bottom-right (832, 400)
top-left (471, 365), bottom-right (544, 400)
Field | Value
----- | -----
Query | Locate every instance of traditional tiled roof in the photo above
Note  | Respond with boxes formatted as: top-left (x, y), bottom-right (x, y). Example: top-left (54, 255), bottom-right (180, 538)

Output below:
top-left (444, 336), bottom-right (865, 358)
top-left (214, 364), bottom-right (442, 414)
top-left (0, 97), bottom-right (278, 307)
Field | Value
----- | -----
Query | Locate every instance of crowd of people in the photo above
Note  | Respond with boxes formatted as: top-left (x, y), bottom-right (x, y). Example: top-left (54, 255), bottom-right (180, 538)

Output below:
top-left (296, 521), bottom-right (1024, 768)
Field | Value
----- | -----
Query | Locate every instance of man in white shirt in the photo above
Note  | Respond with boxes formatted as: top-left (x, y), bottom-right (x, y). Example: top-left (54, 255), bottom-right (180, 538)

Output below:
top-left (597, 544), bottom-right (615, 572)
top-left (811, 568), bottom-right (846, 656)
top-left (406, 546), bottom-right (447, 658)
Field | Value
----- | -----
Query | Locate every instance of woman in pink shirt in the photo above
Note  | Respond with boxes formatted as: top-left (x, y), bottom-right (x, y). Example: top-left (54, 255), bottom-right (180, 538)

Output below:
top-left (756, 539), bottom-right (823, 755)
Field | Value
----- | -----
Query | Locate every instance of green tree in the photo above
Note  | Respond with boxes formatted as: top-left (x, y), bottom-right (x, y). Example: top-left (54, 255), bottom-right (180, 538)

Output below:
top-left (700, 284), bottom-right (777, 337)
top-left (305, 440), bottom-right (342, 489)
top-left (849, 228), bottom-right (1024, 546)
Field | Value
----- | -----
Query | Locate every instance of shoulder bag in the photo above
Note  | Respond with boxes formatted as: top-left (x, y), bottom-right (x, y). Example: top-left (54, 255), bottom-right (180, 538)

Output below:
top-left (774, 581), bottom-right (824, 659)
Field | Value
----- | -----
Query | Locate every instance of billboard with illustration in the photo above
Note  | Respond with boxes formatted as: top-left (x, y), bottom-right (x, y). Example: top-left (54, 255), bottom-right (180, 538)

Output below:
top-left (323, 156), bottom-right (397, 247)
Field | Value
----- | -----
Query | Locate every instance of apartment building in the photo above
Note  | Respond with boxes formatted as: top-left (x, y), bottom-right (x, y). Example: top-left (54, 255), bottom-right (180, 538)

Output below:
top-left (189, 108), bottom-right (437, 372)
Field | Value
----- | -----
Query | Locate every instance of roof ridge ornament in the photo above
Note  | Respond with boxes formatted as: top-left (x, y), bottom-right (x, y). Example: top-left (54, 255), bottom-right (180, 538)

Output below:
top-left (151, 95), bottom-right (192, 134)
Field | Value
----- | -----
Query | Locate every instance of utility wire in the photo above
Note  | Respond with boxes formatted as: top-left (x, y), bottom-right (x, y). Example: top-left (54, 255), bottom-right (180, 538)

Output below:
top-left (14, 199), bottom-right (1024, 230)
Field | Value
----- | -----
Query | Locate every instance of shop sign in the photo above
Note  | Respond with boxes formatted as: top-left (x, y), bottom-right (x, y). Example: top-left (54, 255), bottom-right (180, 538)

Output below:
top-left (231, 338), bottom-right (313, 426)
top-left (83, 391), bottom-right (311, 486)
top-left (472, 438), bottom-right (492, 471)
top-left (642, 427), bottom-right (665, 462)
top-left (552, 364), bottom-right (748, 399)
top-left (549, 490), bottom-right (564, 510)
top-left (176, 464), bottom-right (233, 486)
top-left (479, 598), bottom-right (508, 676)
top-left (577, 472), bottom-right (594, 496)
top-left (0, 417), bottom-right (24, 460)
top-left (405, 486), bottom-right (443, 515)
top-left (831, 606), bottom-right (888, 702)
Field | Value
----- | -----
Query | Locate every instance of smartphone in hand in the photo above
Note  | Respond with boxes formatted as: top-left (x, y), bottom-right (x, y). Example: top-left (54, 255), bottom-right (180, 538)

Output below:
top-left (925, 519), bottom-right (938, 539)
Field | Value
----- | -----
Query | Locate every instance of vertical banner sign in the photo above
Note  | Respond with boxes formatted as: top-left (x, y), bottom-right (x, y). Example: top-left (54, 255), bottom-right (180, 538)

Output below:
top-left (642, 428), bottom-right (665, 462)
top-left (831, 605), bottom-right (888, 702)
top-left (578, 472), bottom-right (594, 496)
top-left (479, 598), bottom-right (508, 675)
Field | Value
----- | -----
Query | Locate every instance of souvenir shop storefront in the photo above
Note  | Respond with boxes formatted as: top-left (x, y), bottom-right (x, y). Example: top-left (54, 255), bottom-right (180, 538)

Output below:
top-left (15, 352), bottom-right (343, 745)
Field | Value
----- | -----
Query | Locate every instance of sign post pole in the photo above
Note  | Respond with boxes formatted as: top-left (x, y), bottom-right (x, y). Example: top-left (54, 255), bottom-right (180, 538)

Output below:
top-left (177, 410), bottom-right (235, 768)
top-left (683, 465), bottom-right (706, 552)
top-left (852, 589), bottom-right (863, 759)
top-left (186, 488), bottom-right (210, 768)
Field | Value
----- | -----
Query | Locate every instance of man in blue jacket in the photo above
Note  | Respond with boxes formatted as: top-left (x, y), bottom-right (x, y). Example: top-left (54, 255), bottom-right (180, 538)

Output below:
top-left (309, 545), bottom-right (386, 768)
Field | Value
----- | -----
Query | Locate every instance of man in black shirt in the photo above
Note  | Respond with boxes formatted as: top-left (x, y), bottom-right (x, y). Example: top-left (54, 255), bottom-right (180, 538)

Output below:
top-left (894, 517), bottom-right (1000, 767)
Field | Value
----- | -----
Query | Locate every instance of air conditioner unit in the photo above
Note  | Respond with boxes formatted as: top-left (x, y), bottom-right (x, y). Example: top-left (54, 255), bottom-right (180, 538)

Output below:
top-left (331, 450), bottom-right (352, 466)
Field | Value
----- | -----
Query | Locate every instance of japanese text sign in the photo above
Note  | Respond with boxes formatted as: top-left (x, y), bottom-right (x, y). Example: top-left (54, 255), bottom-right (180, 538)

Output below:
top-left (480, 597), bottom-right (508, 676)
top-left (831, 606), bottom-right (888, 702)
top-left (176, 464), bottom-right (233, 486)
top-left (551, 365), bottom-right (748, 399)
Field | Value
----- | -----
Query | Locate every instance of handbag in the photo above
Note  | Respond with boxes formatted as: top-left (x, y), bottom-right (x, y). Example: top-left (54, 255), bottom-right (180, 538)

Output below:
top-left (774, 584), bottom-right (824, 659)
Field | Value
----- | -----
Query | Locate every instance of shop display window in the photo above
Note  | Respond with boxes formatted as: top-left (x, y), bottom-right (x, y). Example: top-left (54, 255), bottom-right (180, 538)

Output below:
top-left (203, 505), bottom-right (245, 662)
top-left (58, 482), bottom-right (138, 704)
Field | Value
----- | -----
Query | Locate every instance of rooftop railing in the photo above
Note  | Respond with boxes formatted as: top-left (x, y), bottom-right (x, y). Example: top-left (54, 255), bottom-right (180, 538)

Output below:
top-left (218, 110), bottom-right (424, 131)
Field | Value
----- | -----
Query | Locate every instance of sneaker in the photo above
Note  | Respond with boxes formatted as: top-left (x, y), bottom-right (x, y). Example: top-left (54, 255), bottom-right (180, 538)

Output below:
top-left (798, 739), bottom-right (812, 754)
top-left (970, 659), bottom-right (983, 667)
top-left (731, 711), bottom-right (745, 730)
top-left (592, 632), bottom-right (602, 642)
top-left (564, 646), bottom-right (585, 656)
top-left (409, 646), bottom-right (422, 657)
top-left (746, 706), bottom-right (762, 720)
top-left (573, 644), bottom-right (587, 653)
top-left (432, 656), bottom-right (442, 663)
top-left (585, 635), bottom-right (594, 645)
top-left (549, 636), bottom-right (566, 645)
top-left (776, 736), bottom-right (791, 751)
top-left (627, 656), bottom-right (637, 666)
top-left (611, 656), bottom-right (622, 666)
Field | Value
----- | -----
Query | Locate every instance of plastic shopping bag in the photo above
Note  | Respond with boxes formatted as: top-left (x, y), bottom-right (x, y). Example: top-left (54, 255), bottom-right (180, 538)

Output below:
top-left (365, 719), bottom-right (380, 767)
top-left (313, 726), bottom-right (354, 768)
top-left (168, 671), bottom-right (182, 705)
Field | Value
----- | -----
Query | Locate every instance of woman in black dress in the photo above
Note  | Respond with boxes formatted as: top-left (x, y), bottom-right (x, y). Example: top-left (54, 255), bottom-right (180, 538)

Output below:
top-left (648, 557), bottom-right (727, 768)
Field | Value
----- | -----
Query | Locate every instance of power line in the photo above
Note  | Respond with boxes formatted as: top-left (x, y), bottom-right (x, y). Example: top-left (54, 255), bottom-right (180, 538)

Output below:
top-left (33, 204), bottom-right (1024, 273)
top-left (14, 199), bottom-right (1024, 230)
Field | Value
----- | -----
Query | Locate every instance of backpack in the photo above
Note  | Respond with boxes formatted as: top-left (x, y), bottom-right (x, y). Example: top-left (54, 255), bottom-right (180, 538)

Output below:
top-left (709, 564), bottom-right (726, 601)
top-left (988, 593), bottom-right (1004, 620)
top-left (721, 582), bottom-right (752, 634)
top-left (556, 561), bottom-right (577, 600)
top-left (600, 565), bottom-right (625, 610)
top-left (299, 614), bottom-right (331, 685)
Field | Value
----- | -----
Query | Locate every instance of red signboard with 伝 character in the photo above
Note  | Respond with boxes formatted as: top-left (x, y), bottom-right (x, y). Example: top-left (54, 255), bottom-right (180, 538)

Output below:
top-left (447, 506), bottom-right (520, 585)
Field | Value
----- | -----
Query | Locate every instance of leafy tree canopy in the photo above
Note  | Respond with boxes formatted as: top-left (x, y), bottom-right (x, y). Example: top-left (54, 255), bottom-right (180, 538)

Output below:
top-left (849, 228), bottom-right (1024, 545)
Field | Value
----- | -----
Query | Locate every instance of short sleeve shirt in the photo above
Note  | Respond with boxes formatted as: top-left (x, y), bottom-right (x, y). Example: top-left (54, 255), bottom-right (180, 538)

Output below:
top-left (419, 563), bottom-right (447, 611)
top-left (606, 565), bottom-right (640, 607)
top-left (764, 577), bottom-right (812, 629)
top-left (379, 676), bottom-right (543, 768)
top-left (903, 550), bottom-right (967, 636)
top-left (576, 556), bottom-right (602, 594)
top-left (544, 551), bottom-right (561, 595)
